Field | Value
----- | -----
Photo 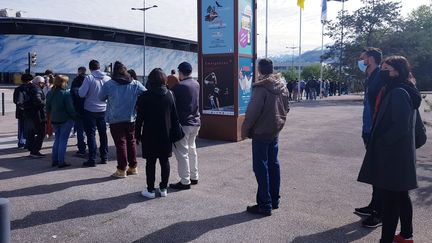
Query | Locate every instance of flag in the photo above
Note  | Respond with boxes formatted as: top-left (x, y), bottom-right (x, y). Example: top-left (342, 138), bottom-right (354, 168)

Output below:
top-left (297, 0), bottom-right (305, 10)
top-left (321, 0), bottom-right (327, 23)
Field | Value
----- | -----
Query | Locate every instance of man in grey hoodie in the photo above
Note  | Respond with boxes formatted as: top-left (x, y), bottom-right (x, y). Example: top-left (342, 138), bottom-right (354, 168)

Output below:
top-left (79, 60), bottom-right (111, 167)
top-left (241, 58), bottom-right (290, 216)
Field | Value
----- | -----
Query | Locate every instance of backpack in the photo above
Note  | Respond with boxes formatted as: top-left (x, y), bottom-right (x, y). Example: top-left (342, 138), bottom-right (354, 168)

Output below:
top-left (16, 85), bottom-right (33, 111)
top-left (414, 109), bottom-right (427, 149)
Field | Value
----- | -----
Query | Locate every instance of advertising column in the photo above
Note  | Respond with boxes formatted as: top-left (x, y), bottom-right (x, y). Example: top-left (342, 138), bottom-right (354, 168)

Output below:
top-left (198, 0), bottom-right (256, 141)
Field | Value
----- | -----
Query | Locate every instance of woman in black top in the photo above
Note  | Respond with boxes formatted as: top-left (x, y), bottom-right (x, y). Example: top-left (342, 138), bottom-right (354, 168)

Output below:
top-left (135, 68), bottom-right (180, 199)
top-left (358, 56), bottom-right (421, 243)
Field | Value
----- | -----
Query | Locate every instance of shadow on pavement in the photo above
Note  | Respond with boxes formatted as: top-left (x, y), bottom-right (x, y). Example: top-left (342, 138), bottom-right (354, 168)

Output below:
top-left (0, 155), bottom-right (53, 180)
top-left (415, 162), bottom-right (432, 206)
top-left (291, 221), bottom-right (374, 243)
top-left (133, 211), bottom-right (258, 243)
top-left (11, 192), bottom-right (151, 230)
top-left (195, 138), bottom-right (235, 148)
top-left (0, 176), bottom-right (113, 198)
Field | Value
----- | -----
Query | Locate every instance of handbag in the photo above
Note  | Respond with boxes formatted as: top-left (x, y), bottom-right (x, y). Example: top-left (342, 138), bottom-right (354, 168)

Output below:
top-left (414, 109), bottom-right (427, 149)
top-left (169, 91), bottom-right (185, 143)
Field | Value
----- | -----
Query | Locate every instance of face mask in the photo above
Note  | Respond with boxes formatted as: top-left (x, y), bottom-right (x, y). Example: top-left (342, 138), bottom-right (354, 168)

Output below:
top-left (358, 60), bottom-right (367, 72)
top-left (379, 70), bottom-right (396, 83)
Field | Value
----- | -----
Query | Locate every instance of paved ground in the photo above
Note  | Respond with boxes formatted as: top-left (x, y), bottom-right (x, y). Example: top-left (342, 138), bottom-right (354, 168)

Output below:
top-left (0, 94), bottom-right (431, 243)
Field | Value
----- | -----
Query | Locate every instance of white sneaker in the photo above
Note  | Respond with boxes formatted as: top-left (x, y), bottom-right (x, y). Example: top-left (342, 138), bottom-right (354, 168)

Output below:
top-left (141, 189), bottom-right (155, 199)
top-left (158, 188), bottom-right (168, 197)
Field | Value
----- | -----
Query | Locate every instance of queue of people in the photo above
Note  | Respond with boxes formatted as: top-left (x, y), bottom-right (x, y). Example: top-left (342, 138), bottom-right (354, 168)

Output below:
top-left (12, 53), bottom-right (425, 243)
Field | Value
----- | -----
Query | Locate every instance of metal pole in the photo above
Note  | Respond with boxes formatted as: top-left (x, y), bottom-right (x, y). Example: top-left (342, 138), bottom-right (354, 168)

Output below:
top-left (0, 198), bottom-right (10, 243)
top-left (320, 22), bottom-right (324, 98)
top-left (27, 52), bottom-right (31, 74)
top-left (143, 0), bottom-right (146, 82)
top-left (339, 0), bottom-right (345, 96)
top-left (298, 8), bottom-right (302, 101)
top-left (265, 0), bottom-right (268, 58)
top-left (1, 93), bottom-right (4, 116)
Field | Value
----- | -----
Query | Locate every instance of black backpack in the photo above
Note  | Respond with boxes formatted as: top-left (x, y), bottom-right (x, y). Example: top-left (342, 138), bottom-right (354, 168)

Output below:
top-left (414, 109), bottom-right (427, 149)
top-left (16, 85), bottom-right (33, 111)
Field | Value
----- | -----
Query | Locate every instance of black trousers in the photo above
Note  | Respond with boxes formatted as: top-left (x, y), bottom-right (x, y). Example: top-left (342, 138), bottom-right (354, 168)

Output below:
top-left (380, 190), bottom-right (413, 243)
top-left (25, 120), bottom-right (45, 154)
top-left (146, 157), bottom-right (170, 191)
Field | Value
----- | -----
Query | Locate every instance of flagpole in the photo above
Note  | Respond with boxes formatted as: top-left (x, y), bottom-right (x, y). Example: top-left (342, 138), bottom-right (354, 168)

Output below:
top-left (297, 8), bottom-right (302, 101)
top-left (320, 22), bottom-right (324, 98)
top-left (265, 0), bottom-right (268, 58)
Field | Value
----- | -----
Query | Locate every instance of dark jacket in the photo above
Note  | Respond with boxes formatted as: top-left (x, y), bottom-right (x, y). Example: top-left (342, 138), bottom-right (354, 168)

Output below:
top-left (241, 73), bottom-right (290, 140)
top-left (23, 83), bottom-right (46, 123)
top-left (135, 86), bottom-right (179, 159)
top-left (171, 77), bottom-right (200, 127)
top-left (71, 74), bottom-right (86, 115)
top-left (13, 84), bottom-right (28, 119)
top-left (46, 88), bottom-right (77, 124)
top-left (358, 82), bottom-right (421, 191)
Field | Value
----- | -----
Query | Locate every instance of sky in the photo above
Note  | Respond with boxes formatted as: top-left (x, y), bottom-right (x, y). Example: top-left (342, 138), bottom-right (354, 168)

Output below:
top-left (1, 0), bottom-right (430, 57)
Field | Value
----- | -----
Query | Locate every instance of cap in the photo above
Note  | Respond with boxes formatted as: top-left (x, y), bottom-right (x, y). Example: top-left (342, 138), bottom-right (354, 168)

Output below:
top-left (178, 62), bottom-right (192, 74)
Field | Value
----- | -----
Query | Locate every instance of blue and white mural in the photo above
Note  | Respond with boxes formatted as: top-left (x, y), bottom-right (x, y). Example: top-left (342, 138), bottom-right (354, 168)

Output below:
top-left (0, 34), bottom-right (198, 77)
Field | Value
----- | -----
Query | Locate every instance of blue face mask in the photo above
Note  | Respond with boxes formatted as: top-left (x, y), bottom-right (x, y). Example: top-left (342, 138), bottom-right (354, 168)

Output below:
top-left (358, 60), bottom-right (367, 72)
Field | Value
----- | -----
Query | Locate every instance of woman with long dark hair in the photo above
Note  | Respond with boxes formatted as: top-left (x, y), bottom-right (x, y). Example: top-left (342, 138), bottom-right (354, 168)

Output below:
top-left (135, 68), bottom-right (180, 198)
top-left (358, 56), bottom-right (421, 243)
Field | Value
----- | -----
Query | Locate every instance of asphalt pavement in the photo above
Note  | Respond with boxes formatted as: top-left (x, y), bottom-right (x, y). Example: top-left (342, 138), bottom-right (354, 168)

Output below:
top-left (0, 94), bottom-right (431, 243)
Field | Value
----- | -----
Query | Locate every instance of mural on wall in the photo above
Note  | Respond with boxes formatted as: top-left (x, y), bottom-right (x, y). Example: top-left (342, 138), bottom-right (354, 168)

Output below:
top-left (238, 0), bottom-right (254, 55)
top-left (238, 57), bottom-right (253, 115)
top-left (0, 35), bottom-right (198, 77)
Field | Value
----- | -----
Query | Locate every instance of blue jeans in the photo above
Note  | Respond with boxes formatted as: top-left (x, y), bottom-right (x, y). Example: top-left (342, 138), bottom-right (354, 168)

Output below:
top-left (17, 118), bottom-right (26, 147)
top-left (74, 117), bottom-right (86, 153)
top-left (252, 137), bottom-right (281, 212)
top-left (52, 120), bottom-right (74, 165)
top-left (83, 110), bottom-right (108, 163)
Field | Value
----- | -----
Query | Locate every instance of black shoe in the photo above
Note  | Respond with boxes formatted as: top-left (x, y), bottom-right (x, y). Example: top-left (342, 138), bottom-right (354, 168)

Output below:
top-left (191, 179), bottom-right (198, 185)
top-left (75, 151), bottom-right (86, 157)
top-left (362, 214), bottom-right (382, 228)
top-left (82, 161), bottom-right (96, 167)
top-left (169, 182), bottom-right (191, 190)
top-left (246, 205), bottom-right (272, 216)
top-left (354, 206), bottom-right (374, 216)
top-left (272, 205), bottom-right (279, 210)
top-left (58, 163), bottom-right (71, 168)
top-left (98, 160), bottom-right (107, 164)
top-left (52, 162), bottom-right (59, 167)
top-left (30, 152), bottom-right (45, 158)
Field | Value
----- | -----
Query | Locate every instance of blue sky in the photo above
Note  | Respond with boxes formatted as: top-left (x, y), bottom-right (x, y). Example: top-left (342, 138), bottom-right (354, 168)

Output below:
top-left (1, 0), bottom-right (430, 56)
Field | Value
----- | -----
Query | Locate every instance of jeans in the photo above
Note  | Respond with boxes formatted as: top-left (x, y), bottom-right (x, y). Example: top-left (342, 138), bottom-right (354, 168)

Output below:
top-left (74, 117), bottom-right (86, 153)
top-left (25, 119), bottom-right (45, 154)
top-left (380, 190), bottom-right (413, 243)
top-left (173, 126), bottom-right (200, 185)
top-left (83, 110), bottom-right (108, 163)
top-left (252, 137), bottom-right (280, 212)
top-left (146, 157), bottom-right (170, 191)
top-left (17, 118), bottom-right (26, 147)
top-left (109, 122), bottom-right (137, 171)
top-left (52, 120), bottom-right (74, 165)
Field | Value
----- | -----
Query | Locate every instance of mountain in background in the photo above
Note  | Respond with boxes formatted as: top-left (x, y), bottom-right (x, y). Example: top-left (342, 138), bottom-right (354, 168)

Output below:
top-left (270, 48), bottom-right (324, 65)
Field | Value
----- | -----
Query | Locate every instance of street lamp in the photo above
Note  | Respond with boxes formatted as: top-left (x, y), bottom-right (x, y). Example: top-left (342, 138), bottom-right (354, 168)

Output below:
top-left (131, 2), bottom-right (158, 82)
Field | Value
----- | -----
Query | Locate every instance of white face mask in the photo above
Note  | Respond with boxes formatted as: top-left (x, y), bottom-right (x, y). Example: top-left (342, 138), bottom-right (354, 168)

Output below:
top-left (358, 60), bottom-right (367, 72)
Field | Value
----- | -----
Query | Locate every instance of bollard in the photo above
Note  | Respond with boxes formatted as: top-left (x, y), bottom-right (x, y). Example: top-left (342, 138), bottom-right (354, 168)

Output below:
top-left (1, 93), bottom-right (4, 116)
top-left (0, 198), bottom-right (10, 243)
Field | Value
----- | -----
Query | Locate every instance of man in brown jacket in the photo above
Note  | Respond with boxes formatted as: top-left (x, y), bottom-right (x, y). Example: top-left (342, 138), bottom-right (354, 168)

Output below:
top-left (241, 58), bottom-right (290, 216)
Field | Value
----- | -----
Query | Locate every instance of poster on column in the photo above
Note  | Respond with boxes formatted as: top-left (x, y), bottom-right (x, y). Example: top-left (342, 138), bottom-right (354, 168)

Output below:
top-left (201, 0), bottom-right (234, 54)
top-left (202, 55), bottom-right (234, 115)
top-left (238, 0), bottom-right (254, 55)
top-left (238, 57), bottom-right (253, 115)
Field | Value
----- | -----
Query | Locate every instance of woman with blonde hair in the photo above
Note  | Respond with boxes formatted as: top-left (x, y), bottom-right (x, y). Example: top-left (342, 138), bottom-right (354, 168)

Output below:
top-left (46, 75), bottom-right (77, 168)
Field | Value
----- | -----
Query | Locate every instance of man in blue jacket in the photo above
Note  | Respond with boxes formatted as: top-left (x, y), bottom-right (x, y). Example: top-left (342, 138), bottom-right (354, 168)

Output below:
top-left (79, 60), bottom-right (111, 167)
top-left (355, 47), bottom-right (385, 228)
